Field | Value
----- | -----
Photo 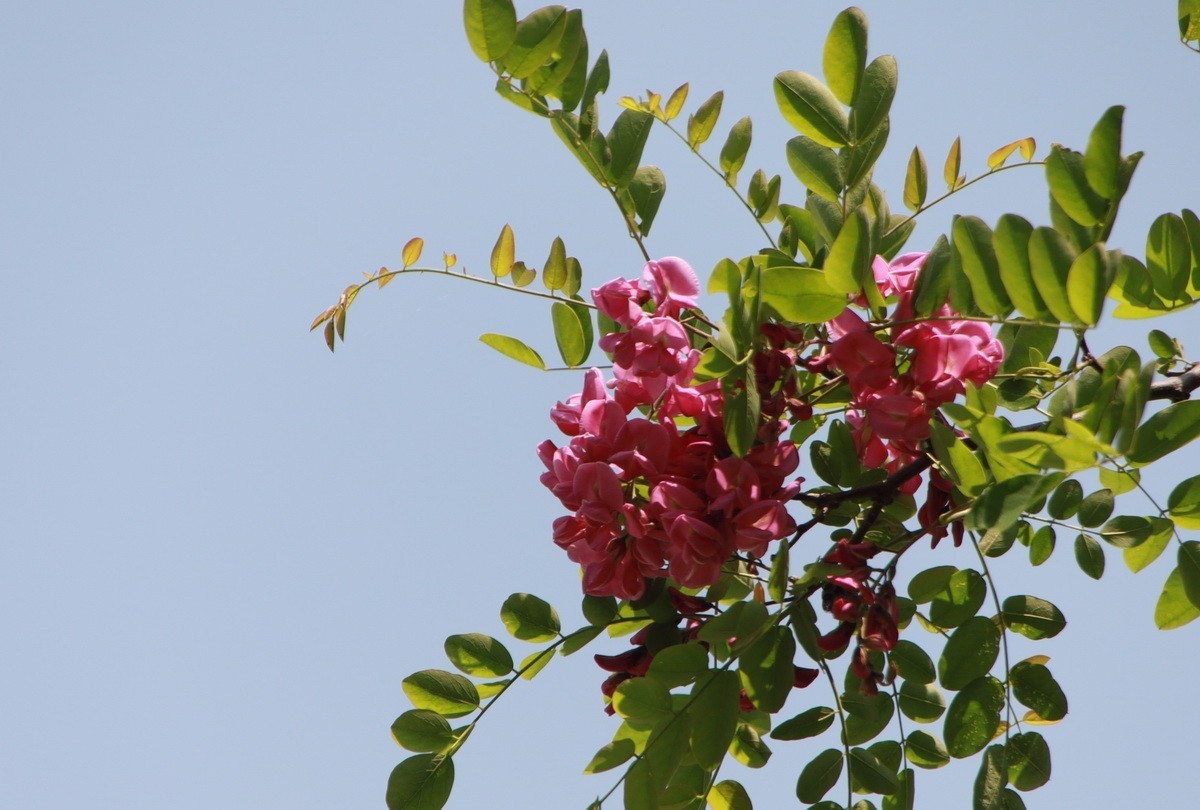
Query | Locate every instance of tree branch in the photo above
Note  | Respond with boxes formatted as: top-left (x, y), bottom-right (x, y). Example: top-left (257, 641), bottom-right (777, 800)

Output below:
top-left (1149, 362), bottom-right (1200, 402)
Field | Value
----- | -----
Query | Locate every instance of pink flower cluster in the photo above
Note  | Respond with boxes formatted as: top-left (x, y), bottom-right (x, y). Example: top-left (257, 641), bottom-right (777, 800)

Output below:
top-left (823, 253), bottom-right (1004, 491)
top-left (537, 258), bottom-right (801, 601)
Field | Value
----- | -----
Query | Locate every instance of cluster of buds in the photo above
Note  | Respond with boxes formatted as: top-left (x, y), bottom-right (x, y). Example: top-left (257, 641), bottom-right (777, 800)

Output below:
top-left (817, 538), bottom-right (899, 694)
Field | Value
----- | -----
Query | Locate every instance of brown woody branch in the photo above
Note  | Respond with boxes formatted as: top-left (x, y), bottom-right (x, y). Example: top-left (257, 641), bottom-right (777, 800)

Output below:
top-left (1149, 362), bottom-right (1200, 402)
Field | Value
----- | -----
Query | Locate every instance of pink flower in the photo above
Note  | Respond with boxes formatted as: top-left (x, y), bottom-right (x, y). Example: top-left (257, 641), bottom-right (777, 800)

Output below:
top-left (641, 257), bottom-right (700, 317)
top-left (592, 277), bottom-right (649, 327)
top-left (872, 252), bottom-right (927, 300)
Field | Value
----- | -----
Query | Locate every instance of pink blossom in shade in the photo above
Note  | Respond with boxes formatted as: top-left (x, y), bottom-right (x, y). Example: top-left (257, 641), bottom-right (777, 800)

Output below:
top-left (859, 386), bottom-right (934, 445)
top-left (826, 307), bottom-right (868, 341)
top-left (872, 252), bottom-right (927, 300)
top-left (704, 456), bottom-right (762, 516)
top-left (648, 479), bottom-right (706, 523)
top-left (571, 461), bottom-right (625, 523)
top-left (581, 541), bottom-right (647, 600)
top-left (592, 277), bottom-right (649, 327)
top-left (744, 440), bottom-right (801, 495)
top-left (641, 256), bottom-right (701, 317)
top-left (664, 514), bottom-right (732, 589)
top-left (730, 500), bottom-right (797, 556)
top-left (550, 367), bottom-right (620, 436)
top-left (608, 418), bottom-right (673, 480)
top-left (829, 329), bottom-right (898, 392)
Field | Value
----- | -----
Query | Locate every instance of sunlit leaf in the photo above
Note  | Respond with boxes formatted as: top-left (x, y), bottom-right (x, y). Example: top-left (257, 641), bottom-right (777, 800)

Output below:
top-left (774, 71), bottom-right (850, 147)
top-left (479, 333), bottom-right (545, 370)
top-left (823, 7), bottom-right (868, 104)
top-left (904, 146), bottom-right (928, 211)
top-left (500, 592), bottom-right (560, 641)
top-left (402, 670), bottom-right (480, 719)
top-left (944, 676), bottom-right (1005, 758)
top-left (490, 224), bottom-right (515, 278)
top-left (463, 0), bottom-right (517, 62)
top-left (444, 633), bottom-right (514, 678)
top-left (1155, 567), bottom-right (1200, 629)
top-left (688, 90), bottom-right (724, 149)
top-left (385, 754), bottom-right (454, 810)
top-left (391, 710), bottom-right (456, 754)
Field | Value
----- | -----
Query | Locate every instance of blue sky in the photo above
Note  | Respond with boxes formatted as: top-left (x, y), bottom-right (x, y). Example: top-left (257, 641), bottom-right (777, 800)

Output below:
top-left (3, 2), bottom-right (1198, 808)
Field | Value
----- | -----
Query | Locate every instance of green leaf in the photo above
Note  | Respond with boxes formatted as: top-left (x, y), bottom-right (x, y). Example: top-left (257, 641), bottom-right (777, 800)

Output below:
top-left (738, 626), bottom-right (796, 713)
top-left (490, 223), bottom-right (515, 278)
top-left (729, 722), bottom-right (772, 769)
top-left (774, 71), bottom-right (850, 147)
top-left (719, 116), bottom-right (753, 184)
top-left (891, 640), bottom-right (936, 684)
top-left (518, 647), bottom-right (553, 680)
top-left (1045, 145), bottom-right (1106, 227)
top-left (938, 616), bottom-right (1001, 690)
top-left (1178, 541), bottom-right (1200, 609)
top-left (1001, 596), bottom-right (1066, 640)
top-left (1099, 465), bottom-right (1141, 495)
top-left (502, 5), bottom-right (568, 79)
top-left (463, 0), bottom-right (517, 62)
top-left (583, 739), bottom-right (636, 774)
top-left (723, 366), bottom-right (761, 458)
top-left (1084, 106), bottom-right (1123, 199)
top-left (500, 592), bottom-right (560, 641)
top-left (1155, 567), bottom-right (1200, 629)
top-left (444, 633), bottom-right (514, 678)
top-left (767, 540), bottom-right (790, 605)
top-left (760, 265), bottom-right (847, 323)
top-left (646, 643), bottom-right (708, 689)
top-left (899, 680), bottom-right (947, 724)
top-left (1046, 479), bottom-right (1083, 519)
top-left (1074, 534), bottom-right (1105, 579)
top-left (1127, 400), bottom-right (1200, 465)
top-left (953, 215), bottom-right (1010, 316)
top-left (905, 730), bottom-right (950, 769)
top-left (1027, 227), bottom-right (1077, 323)
top-left (386, 754), bottom-right (454, 810)
top-left (1146, 213), bottom-right (1192, 301)
top-left (1169, 475), bottom-right (1200, 529)
top-left (825, 207), bottom-right (871, 294)
top-left (1098, 515), bottom-right (1153, 548)
top-left (550, 301), bottom-right (588, 366)
top-left (688, 670), bottom-right (740, 769)
top-left (908, 566), bottom-right (957, 604)
top-left (928, 569), bottom-right (987, 630)
top-left (796, 748), bottom-right (844, 803)
top-left (1066, 243), bottom-right (1112, 325)
top-left (903, 147), bottom-right (928, 211)
top-left (884, 769), bottom-right (916, 810)
top-left (560, 625), bottom-right (603, 655)
top-left (1123, 517), bottom-right (1174, 572)
top-left (968, 473), bottom-right (1060, 533)
top-left (613, 676), bottom-right (673, 724)
top-left (580, 49), bottom-right (610, 116)
top-left (772, 706), bottom-right (837, 741)
top-left (823, 7), bottom-right (868, 104)
top-left (911, 233), bottom-right (952, 315)
top-left (708, 780), bottom-right (752, 810)
top-left (629, 165), bottom-right (667, 236)
top-left (1006, 732), bottom-right (1051, 792)
top-left (1028, 526), bottom-right (1055, 566)
top-left (851, 55), bottom-right (897, 143)
top-left (1077, 489), bottom-right (1115, 528)
top-left (944, 136), bottom-right (962, 190)
top-left (843, 691), bottom-right (895, 745)
top-left (402, 670), bottom-right (480, 719)
top-left (944, 676), bottom-right (1005, 758)
top-left (786, 136), bottom-right (843, 202)
top-left (850, 747), bottom-right (901, 796)
top-left (526, 9), bottom-right (582, 97)
top-left (607, 109), bottom-right (654, 188)
top-left (1009, 662), bottom-right (1067, 721)
top-left (994, 214), bottom-right (1049, 320)
top-left (973, 744), bottom-right (1008, 810)
top-left (391, 710), bottom-right (457, 754)
top-left (687, 90), bottom-right (724, 149)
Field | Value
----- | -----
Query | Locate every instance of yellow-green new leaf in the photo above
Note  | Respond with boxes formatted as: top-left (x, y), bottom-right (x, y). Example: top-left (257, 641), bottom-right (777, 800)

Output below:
top-left (491, 224), bottom-right (515, 278)
top-left (987, 138), bottom-right (1032, 170)
top-left (719, 116), bottom-right (753, 184)
top-left (479, 333), bottom-right (545, 370)
top-left (402, 237), bottom-right (424, 268)
top-left (463, 0), bottom-right (517, 62)
top-left (542, 236), bottom-right (567, 291)
top-left (664, 82), bottom-right (689, 121)
top-left (687, 90), bottom-right (724, 148)
top-left (823, 7), bottom-right (868, 105)
top-left (708, 780), bottom-right (752, 810)
top-left (773, 71), bottom-right (850, 147)
top-left (944, 137), bottom-right (962, 190)
top-left (904, 146), bottom-right (928, 211)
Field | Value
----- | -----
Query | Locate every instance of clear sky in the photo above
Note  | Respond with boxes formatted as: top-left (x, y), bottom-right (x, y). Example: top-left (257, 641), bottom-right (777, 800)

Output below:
top-left (3, 2), bottom-right (1198, 808)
